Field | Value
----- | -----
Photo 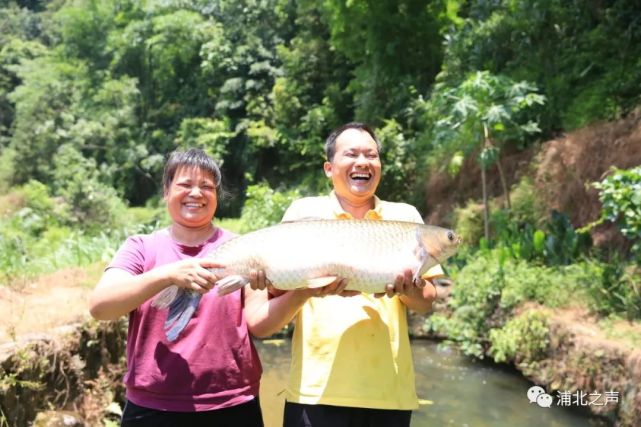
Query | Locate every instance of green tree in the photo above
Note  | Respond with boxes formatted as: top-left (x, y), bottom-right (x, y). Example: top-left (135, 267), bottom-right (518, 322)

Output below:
top-left (175, 117), bottom-right (235, 162)
top-left (0, 4), bottom-right (47, 147)
top-left (8, 56), bottom-right (90, 185)
top-left (321, 0), bottom-right (454, 123)
top-left (52, 144), bottom-right (126, 231)
top-left (440, 0), bottom-right (641, 130)
top-left (426, 71), bottom-right (545, 239)
top-left (268, 0), bottom-right (353, 190)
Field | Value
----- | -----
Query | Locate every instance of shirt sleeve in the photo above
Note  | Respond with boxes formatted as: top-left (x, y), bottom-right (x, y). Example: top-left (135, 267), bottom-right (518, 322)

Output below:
top-left (406, 205), bottom-right (425, 224)
top-left (106, 235), bottom-right (146, 275)
top-left (282, 199), bottom-right (306, 222)
top-left (424, 264), bottom-right (445, 279)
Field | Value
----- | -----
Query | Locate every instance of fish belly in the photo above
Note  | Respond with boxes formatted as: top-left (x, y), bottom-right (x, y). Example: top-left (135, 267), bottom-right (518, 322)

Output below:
top-left (213, 220), bottom-right (424, 294)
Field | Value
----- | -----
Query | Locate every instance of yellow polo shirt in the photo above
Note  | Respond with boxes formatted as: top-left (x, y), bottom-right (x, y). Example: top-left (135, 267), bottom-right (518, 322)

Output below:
top-left (282, 191), bottom-right (443, 409)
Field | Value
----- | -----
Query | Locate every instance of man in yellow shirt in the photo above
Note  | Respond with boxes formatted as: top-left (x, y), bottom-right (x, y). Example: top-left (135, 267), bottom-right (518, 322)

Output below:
top-left (245, 122), bottom-right (443, 427)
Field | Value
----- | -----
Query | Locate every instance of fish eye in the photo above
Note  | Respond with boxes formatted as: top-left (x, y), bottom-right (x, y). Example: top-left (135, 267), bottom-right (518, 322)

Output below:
top-left (447, 231), bottom-right (454, 241)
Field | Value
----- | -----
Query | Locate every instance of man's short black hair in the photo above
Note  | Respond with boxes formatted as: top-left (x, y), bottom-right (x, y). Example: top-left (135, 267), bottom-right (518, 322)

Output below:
top-left (324, 122), bottom-right (381, 162)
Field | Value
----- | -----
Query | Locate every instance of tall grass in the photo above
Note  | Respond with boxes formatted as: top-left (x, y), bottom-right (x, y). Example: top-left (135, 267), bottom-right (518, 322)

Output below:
top-left (0, 219), bottom-right (161, 288)
top-left (0, 209), bottom-right (249, 287)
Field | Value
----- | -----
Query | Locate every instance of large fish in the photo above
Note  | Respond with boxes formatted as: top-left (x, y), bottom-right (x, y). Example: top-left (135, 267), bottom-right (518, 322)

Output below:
top-left (153, 219), bottom-right (460, 341)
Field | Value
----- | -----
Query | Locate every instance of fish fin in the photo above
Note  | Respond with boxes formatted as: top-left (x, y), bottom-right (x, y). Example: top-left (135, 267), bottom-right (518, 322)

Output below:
top-left (151, 285), bottom-right (179, 309)
top-left (216, 275), bottom-right (250, 296)
top-left (163, 290), bottom-right (202, 342)
top-left (306, 276), bottom-right (337, 288)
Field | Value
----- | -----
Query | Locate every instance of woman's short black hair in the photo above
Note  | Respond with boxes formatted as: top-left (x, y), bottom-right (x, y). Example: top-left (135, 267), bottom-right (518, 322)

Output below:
top-left (162, 148), bottom-right (223, 193)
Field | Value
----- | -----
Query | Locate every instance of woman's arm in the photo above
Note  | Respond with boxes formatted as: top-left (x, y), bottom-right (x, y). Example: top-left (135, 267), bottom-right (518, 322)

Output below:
top-left (89, 258), bottom-right (221, 321)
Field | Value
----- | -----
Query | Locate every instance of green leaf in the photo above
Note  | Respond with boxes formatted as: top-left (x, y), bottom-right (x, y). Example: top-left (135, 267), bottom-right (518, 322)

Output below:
top-left (533, 230), bottom-right (546, 253)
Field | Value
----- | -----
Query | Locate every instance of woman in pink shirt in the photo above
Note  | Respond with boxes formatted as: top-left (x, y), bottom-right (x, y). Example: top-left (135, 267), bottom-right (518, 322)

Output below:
top-left (89, 148), bottom-right (263, 427)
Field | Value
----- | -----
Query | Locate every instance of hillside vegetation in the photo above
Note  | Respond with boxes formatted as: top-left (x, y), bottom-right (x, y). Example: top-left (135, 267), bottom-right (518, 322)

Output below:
top-left (1, 0), bottom-right (640, 425)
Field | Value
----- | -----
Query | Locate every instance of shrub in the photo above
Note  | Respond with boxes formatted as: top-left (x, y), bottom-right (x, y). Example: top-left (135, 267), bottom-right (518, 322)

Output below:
top-left (587, 260), bottom-right (641, 320)
top-left (52, 145), bottom-right (127, 232)
top-left (16, 180), bottom-right (69, 233)
top-left (508, 176), bottom-right (546, 226)
top-left (452, 200), bottom-right (484, 246)
top-left (239, 182), bottom-right (301, 232)
top-left (0, 147), bottom-right (16, 194)
top-left (592, 165), bottom-right (641, 258)
top-left (426, 252), bottom-right (603, 357)
top-left (493, 209), bottom-right (591, 266)
top-left (489, 310), bottom-right (550, 366)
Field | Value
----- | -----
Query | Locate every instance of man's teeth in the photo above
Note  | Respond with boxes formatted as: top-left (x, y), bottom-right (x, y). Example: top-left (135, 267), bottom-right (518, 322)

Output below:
top-left (350, 173), bottom-right (370, 180)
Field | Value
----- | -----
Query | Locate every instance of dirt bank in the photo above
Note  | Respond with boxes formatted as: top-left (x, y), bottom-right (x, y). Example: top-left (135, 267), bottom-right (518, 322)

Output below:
top-left (0, 320), bottom-right (126, 427)
top-left (424, 108), bottom-right (641, 251)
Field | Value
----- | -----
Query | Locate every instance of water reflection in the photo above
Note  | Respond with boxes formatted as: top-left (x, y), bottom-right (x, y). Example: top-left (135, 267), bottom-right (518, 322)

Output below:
top-left (254, 339), bottom-right (610, 427)
top-left (411, 341), bottom-right (610, 427)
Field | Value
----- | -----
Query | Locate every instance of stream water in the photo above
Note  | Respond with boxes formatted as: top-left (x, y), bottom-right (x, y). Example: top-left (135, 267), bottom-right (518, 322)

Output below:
top-left (254, 338), bottom-right (611, 427)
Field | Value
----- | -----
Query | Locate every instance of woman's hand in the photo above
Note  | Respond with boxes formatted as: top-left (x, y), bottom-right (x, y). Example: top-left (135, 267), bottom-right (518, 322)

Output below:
top-left (161, 258), bottom-right (224, 294)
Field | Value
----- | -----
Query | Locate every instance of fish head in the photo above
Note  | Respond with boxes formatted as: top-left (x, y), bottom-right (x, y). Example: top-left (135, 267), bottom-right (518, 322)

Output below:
top-left (416, 225), bottom-right (461, 264)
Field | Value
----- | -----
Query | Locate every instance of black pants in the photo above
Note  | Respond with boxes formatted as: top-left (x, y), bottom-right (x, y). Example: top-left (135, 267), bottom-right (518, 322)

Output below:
top-left (121, 398), bottom-right (264, 427)
top-left (283, 401), bottom-right (412, 427)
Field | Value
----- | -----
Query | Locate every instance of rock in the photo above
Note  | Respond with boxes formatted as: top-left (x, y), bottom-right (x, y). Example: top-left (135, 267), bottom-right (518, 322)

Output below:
top-left (32, 411), bottom-right (84, 427)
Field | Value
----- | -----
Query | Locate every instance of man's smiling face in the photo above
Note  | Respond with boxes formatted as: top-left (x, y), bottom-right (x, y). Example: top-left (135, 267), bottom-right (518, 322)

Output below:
top-left (324, 128), bottom-right (382, 204)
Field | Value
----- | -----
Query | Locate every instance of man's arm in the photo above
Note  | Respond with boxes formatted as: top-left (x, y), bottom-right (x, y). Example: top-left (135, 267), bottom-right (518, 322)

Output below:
top-left (375, 268), bottom-right (438, 314)
top-left (383, 205), bottom-right (441, 313)
top-left (244, 277), bottom-right (351, 338)
top-left (244, 198), bottom-right (358, 337)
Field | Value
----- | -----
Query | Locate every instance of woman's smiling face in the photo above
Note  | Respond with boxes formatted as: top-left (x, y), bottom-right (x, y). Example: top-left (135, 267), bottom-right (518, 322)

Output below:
top-left (164, 165), bottom-right (218, 229)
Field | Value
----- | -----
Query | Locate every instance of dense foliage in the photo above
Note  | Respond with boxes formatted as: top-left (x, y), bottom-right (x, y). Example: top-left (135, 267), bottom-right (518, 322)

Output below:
top-left (438, 0), bottom-right (641, 131)
top-left (3, 0), bottom-right (640, 214)
top-left (0, 0), bottom-right (639, 347)
top-left (593, 166), bottom-right (641, 256)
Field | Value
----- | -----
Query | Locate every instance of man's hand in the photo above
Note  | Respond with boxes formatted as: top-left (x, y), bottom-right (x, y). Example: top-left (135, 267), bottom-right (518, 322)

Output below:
top-left (304, 277), bottom-right (360, 298)
top-left (248, 269), bottom-right (286, 297)
top-left (375, 268), bottom-right (425, 299)
top-left (248, 270), bottom-right (359, 298)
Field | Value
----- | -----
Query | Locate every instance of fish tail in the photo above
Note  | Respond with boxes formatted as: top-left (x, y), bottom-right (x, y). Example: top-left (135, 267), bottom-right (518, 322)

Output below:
top-left (163, 290), bottom-right (202, 342)
top-left (151, 285), bottom-right (179, 309)
top-left (216, 275), bottom-right (250, 296)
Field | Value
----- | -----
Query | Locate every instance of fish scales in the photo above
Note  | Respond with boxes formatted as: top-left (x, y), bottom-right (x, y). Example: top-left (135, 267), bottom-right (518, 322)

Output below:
top-left (153, 219), bottom-right (460, 341)
top-left (210, 219), bottom-right (458, 294)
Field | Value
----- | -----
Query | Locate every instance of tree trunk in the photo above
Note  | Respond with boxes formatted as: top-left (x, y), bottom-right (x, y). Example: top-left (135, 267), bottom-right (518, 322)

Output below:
top-left (482, 124), bottom-right (490, 241)
top-left (496, 156), bottom-right (511, 210)
top-left (482, 164), bottom-right (489, 241)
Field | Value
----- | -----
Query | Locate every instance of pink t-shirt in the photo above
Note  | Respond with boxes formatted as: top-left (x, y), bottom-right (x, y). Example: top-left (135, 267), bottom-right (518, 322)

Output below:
top-left (107, 227), bottom-right (262, 412)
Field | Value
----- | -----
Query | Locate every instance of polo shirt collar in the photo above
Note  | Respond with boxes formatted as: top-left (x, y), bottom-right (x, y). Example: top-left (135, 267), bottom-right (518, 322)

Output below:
top-left (329, 190), bottom-right (383, 220)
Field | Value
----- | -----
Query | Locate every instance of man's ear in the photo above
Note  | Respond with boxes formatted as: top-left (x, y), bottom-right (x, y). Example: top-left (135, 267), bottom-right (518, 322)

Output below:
top-left (323, 161), bottom-right (332, 178)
